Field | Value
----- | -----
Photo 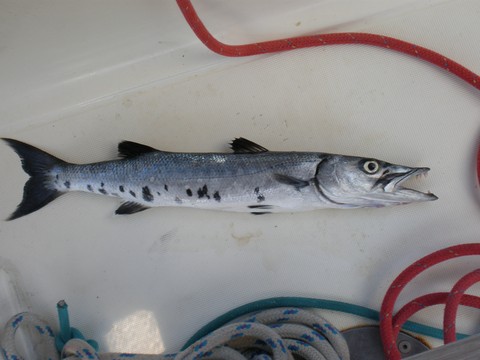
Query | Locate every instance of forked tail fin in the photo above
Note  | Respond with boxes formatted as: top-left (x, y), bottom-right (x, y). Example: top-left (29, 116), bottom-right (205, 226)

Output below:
top-left (3, 139), bottom-right (66, 220)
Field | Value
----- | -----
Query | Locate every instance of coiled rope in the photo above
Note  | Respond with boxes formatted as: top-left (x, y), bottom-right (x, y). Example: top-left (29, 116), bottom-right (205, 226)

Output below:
top-left (380, 243), bottom-right (480, 360)
top-left (1, 307), bottom-right (349, 360)
top-left (2, 244), bottom-right (480, 359)
top-left (1, 312), bottom-right (56, 360)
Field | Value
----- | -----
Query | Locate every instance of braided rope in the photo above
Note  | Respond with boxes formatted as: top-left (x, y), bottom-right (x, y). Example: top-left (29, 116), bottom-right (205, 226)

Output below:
top-left (0, 308), bottom-right (349, 360)
top-left (1, 312), bottom-right (59, 360)
top-left (379, 243), bottom-right (480, 360)
top-left (176, 0), bottom-right (480, 92)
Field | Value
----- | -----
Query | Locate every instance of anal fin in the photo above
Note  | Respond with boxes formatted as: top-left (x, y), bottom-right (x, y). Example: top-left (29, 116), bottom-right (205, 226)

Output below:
top-left (115, 202), bottom-right (150, 215)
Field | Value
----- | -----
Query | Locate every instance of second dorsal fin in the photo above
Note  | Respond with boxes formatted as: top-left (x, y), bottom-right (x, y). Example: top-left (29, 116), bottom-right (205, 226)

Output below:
top-left (118, 141), bottom-right (159, 158)
top-left (230, 138), bottom-right (269, 154)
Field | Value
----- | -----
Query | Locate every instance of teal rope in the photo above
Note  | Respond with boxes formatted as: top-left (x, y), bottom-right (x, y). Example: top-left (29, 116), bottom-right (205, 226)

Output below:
top-left (181, 297), bottom-right (469, 349)
top-left (55, 300), bottom-right (99, 352)
top-left (57, 300), bottom-right (71, 344)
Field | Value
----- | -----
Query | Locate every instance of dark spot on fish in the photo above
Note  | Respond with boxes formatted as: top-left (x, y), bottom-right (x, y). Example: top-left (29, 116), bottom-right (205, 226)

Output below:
top-left (254, 187), bottom-right (260, 195)
top-left (55, 174), bottom-right (59, 180)
top-left (164, 184), bottom-right (169, 192)
top-left (251, 212), bottom-right (271, 215)
top-left (248, 205), bottom-right (273, 209)
top-left (157, 192), bottom-right (161, 196)
top-left (129, 190), bottom-right (136, 198)
top-left (142, 186), bottom-right (154, 202)
top-left (64, 181), bottom-right (70, 189)
top-left (87, 185), bottom-right (93, 192)
top-left (119, 185), bottom-right (125, 192)
top-left (197, 184), bottom-right (210, 199)
top-left (186, 188), bottom-right (193, 197)
top-left (257, 194), bottom-right (265, 203)
top-left (213, 191), bottom-right (221, 202)
top-left (101, 182), bottom-right (105, 187)
top-left (175, 196), bottom-right (182, 204)
top-left (99, 188), bottom-right (107, 195)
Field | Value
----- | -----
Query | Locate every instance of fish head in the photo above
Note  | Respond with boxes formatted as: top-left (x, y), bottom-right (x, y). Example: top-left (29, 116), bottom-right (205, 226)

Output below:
top-left (315, 156), bottom-right (438, 207)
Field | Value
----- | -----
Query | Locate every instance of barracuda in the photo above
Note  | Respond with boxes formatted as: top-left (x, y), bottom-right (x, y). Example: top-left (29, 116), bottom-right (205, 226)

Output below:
top-left (3, 137), bottom-right (437, 220)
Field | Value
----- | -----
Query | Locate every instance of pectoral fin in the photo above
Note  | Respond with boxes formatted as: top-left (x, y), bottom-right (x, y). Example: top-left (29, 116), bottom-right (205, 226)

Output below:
top-left (273, 174), bottom-right (309, 191)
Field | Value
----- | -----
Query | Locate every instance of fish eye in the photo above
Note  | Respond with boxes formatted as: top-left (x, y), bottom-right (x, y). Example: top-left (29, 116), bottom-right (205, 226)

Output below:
top-left (363, 160), bottom-right (380, 174)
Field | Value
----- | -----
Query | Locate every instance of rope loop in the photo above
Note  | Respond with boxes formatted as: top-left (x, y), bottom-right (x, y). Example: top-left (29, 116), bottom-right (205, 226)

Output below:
top-left (0, 312), bottom-right (59, 360)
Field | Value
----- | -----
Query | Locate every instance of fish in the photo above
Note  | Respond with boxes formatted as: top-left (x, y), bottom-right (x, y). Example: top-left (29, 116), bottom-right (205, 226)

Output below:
top-left (3, 137), bottom-right (437, 220)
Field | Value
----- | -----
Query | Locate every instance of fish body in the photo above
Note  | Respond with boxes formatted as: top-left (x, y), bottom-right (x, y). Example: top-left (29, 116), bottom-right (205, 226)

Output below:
top-left (3, 137), bottom-right (437, 219)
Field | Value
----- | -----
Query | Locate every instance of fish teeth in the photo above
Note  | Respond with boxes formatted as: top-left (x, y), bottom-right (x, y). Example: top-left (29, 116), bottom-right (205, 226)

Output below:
top-left (414, 171), bottom-right (428, 179)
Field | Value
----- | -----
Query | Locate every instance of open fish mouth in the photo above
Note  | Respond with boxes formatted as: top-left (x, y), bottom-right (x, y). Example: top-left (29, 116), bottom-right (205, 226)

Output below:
top-left (381, 167), bottom-right (437, 202)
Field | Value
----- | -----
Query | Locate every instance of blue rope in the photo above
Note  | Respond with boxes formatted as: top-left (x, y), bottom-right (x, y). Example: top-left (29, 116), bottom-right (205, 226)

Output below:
top-left (181, 297), bottom-right (469, 349)
top-left (55, 300), bottom-right (99, 353)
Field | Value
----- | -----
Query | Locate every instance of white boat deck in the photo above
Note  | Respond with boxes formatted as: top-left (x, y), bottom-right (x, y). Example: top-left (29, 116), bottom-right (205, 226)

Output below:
top-left (1, 0), bottom-right (479, 355)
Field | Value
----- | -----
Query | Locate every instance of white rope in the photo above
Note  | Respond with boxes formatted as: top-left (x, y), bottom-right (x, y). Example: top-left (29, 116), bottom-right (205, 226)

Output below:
top-left (1, 312), bottom-right (59, 360)
top-left (1, 308), bottom-right (349, 360)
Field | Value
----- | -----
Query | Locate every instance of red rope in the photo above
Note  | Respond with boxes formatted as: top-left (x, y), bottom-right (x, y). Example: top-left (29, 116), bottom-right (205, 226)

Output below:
top-left (443, 269), bottom-right (480, 344)
top-left (380, 244), bottom-right (480, 360)
top-left (176, 1), bottom-right (480, 186)
top-left (176, 0), bottom-right (480, 91)
top-left (392, 292), bottom-right (480, 340)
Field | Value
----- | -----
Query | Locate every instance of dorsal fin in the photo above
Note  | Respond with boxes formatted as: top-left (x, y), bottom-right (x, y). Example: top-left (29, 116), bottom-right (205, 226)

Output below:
top-left (118, 141), bottom-right (158, 158)
top-left (230, 138), bottom-right (269, 154)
